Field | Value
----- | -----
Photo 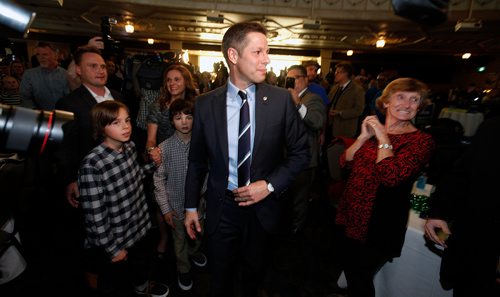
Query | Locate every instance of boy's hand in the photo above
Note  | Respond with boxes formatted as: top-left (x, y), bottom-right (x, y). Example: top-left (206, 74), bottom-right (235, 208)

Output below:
top-left (148, 147), bottom-right (162, 165)
top-left (164, 211), bottom-right (177, 228)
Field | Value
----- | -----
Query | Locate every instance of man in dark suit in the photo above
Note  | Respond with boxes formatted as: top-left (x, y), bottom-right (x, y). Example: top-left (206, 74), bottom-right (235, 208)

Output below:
top-left (326, 61), bottom-right (364, 140)
top-left (285, 64), bottom-right (325, 233)
top-left (56, 45), bottom-right (122, 208)
top-left (325, 61), bottom-right (364, 181)
top-left (55, 45), bottom-right (122, 292)
top-left (184, 22), bottom-right (309, 297)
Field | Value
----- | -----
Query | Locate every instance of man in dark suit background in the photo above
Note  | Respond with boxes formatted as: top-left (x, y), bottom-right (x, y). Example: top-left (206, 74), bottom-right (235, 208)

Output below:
top-left (285, 64), bottom-right (325, 233)
top-left (325, 61), bottom-right (364, 181)
top-left (184, 22), bottom-right (309, 297)
top-left (55, 45), bottom-right (122, 293)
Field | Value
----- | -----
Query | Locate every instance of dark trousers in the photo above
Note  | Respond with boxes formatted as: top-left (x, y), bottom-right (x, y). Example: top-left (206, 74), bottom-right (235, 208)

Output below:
top-left (89, 231), bottom-right (155, 297)
top-left (286, 167), bottom-right (316, 233)
top-left (335, 233), bottom-right (390, 297)
top-left (207, 191), bottom-right (269, 297)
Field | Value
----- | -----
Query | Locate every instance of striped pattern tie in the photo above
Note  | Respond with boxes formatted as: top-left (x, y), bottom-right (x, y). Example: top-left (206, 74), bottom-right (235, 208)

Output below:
top-left (237, 90), bottom-right (251, 187)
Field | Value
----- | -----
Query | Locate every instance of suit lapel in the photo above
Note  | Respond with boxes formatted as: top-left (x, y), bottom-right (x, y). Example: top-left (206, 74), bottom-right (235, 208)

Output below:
top-left (212, 86), bottom-right (230, 165)
top-left (253, 84), bottom-right (268, 157)
top-left (79, 86), bottom-right (98, 107)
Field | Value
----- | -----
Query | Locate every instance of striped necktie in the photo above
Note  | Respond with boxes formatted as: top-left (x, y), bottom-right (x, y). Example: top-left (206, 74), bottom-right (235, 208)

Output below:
top-left (237, 90), bottom-right (251, 187)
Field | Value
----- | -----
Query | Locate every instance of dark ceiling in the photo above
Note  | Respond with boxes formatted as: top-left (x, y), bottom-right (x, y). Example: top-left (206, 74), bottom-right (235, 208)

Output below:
top-left (5, 0), bottom-right (500, 56)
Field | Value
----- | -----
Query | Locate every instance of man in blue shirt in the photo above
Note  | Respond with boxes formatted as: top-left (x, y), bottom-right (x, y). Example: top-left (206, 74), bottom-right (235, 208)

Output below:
top-left (20, 42), bottom-right (70, 110)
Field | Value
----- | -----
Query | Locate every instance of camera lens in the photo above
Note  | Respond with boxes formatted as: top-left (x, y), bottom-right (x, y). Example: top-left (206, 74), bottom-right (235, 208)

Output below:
top-left (0, 104), bottom-right (73, 155)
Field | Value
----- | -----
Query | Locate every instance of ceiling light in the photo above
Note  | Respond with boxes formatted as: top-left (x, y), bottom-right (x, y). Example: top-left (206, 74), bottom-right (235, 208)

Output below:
top-left (462, 53), bottom-right (471, 59)
top-left (303, 18), bottom-right (321, 30)
top-left (147, 38), bottom-right (154, 45)
top-left (376, 38), bottom-right (386, 48)
top-left (207, 10), bottom-right (224, 23)
top-left (182, 50), bottom-right (189, 64)
top-left (125, 22), bottom-right (134, 33)
top-left (346, 50), bottom-right (353, 56)
top-left (0, 0), bottom-right (36, 37)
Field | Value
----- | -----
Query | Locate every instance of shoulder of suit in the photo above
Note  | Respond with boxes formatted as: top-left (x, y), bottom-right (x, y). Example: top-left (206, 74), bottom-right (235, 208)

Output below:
top-left (110, 89), bottom-right (123, 100)
top-left (257, 83), bottom-right (289, 96)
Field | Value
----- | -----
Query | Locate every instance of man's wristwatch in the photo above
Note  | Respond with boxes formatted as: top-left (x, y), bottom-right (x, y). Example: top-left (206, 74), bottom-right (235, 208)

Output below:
top-left (266, 180), bottom-right (275, 192)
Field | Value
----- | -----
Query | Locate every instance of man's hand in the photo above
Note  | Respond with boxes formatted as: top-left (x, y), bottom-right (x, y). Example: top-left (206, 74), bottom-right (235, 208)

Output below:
top-left (88, 36), bottom-right (104, 49)
top-left (233, 180), bottom-right (270, 206)
top-left (424, 218), bottom-right (451, 248)
top-left (66, 182), bottom-right (80, 208)
top-left (185, 210), bottom-right (201, 240)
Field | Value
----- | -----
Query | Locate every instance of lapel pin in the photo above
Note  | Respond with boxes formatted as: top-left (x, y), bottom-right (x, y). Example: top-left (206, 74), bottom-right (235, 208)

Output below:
top-left (263, 96), bottom-right (268, 101)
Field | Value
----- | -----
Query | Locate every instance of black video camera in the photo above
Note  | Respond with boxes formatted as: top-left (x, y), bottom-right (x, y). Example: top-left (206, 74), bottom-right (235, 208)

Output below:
top-left (100, 16), bottom-right (123, 58)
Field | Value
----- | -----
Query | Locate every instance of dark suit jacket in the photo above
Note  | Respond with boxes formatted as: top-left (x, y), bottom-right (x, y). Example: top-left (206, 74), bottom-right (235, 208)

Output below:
top-left (55, 86), bottom-right (122, 184)
top-left (327, 80), bottom-right (365, 138)
top-left (185, 83), bottom-right (309, 234)
top-left (300, 89), bottom-right (326, 168)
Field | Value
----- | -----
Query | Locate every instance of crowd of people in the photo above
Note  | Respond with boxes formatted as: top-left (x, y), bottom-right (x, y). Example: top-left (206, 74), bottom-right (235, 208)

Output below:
top-left (1, 21), bottom-right (498, 297)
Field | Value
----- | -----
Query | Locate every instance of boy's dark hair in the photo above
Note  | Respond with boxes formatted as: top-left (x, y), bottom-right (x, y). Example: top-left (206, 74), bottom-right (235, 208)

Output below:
top-left (91, 101), bottom-right (129, 140)
top-left (74, 45), bottom-right (103, 66)
top-left (169, 99), bottom-right (194, 121)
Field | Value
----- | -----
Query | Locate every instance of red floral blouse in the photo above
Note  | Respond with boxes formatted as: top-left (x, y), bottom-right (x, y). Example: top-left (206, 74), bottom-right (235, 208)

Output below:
top-left (336, 130), bottom-right (435, 242)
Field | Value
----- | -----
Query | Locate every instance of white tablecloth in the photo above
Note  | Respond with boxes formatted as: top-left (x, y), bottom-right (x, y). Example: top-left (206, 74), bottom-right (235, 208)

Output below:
top-left (338, 211), bottom-right (453, 297)
top-left (438, 108), bottom-right (484, 137)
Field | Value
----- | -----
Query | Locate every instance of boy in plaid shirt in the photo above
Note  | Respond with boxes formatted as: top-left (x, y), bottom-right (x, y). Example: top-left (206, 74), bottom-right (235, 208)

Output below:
top-left (153, 99), bottom-right (206, 291)
top-left (78, 100), bottom-right (168, 297)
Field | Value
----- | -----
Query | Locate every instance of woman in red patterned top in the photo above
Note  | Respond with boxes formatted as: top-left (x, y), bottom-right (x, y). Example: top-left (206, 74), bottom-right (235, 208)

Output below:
top-left (334, 78), bottom-right (435, 297)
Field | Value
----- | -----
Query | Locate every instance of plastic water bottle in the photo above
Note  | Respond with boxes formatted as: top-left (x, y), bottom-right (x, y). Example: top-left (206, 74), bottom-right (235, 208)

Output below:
top-left (416, 174), bottom-right (427, 190)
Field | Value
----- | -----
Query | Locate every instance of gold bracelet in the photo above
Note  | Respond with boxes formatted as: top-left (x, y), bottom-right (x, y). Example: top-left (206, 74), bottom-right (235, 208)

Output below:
top-left (378, 143), bottom-right (393, 150)
top-left (146, 146), bottom-right (156, 152)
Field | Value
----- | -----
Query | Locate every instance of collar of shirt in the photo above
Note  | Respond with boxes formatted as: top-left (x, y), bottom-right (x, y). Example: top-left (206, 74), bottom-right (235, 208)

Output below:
top-left (341, 80), bottom-right (351, 90)
top-left (226, 79), bottom-right (256, 190)
top-left (298, 88), bottom-right (307, 98)
top-left (83, 84), bottom-right (114, 103)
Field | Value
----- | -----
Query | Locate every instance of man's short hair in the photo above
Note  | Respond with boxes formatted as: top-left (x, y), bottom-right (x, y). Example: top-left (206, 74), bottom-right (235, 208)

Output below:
top-left (74, 45), bottom-right (103, 66)
top-left (336, 62), bottom-right (354, 77)
top-left (222, 22), bottom-right (267, 65)
top-left (35, 42), bottom-right (57, 52)
top-left (303, 60), bottom-right (320, 71)
top-left (287, 65), bottom-right (307, 77)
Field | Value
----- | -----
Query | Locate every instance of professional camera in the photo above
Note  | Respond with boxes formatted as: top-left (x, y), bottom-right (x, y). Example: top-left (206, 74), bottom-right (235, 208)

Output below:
top-left (100, 16), bottom-right (123, 58)
top-left (0, 104), bottom-right (73, 155)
